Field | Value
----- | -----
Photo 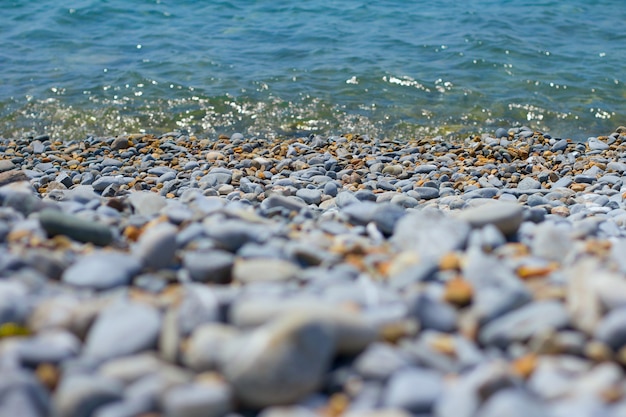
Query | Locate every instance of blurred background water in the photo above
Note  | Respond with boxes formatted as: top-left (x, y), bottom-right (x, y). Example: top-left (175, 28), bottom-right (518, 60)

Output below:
top-left (1, 0), bottom-right (625, 141)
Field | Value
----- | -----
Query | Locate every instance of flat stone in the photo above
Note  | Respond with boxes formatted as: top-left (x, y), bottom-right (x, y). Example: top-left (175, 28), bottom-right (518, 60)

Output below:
top-left (383, 367), bottom-right (443, 413)
top-left (0, 160), bottom-right (16, 172)
top-left (295, 188), bottom-right (322, 205)
top-left (228, 300), bottom-right (377, 355)
top-left (479, 300), bottom-right (570, 348)
top-left (476, 388), bottom-right (549, 417)
top-left (0, 369), bottom-right (51, 417)
top-left (53, 374), bottom-right (123, 417)
top-left (223, 313), bottom-right (336, 408)
top-left (127, 191), bottom-right (167, 217)
top-left (183, 250), bottom-right (235, 283)
top-left (62, 252), bottom-right (142, 290)
top-left (161, 381), bottom-right (232, 417)
top-left (133, 222), bottom-right (178, 269)
top-left (84, 300), bottom-right (161, 361)
top-left (455, 201), bottom-right (524, 237)
top-left (594, 307), bottom-right (626, 351)
top-left (232, 258), bottom-right (300, 283)
top-left (39, 209), bottom-right (113, 246)
top-left (182, 323), bottom-right (240, 372)
top-left (0, 170), bottom-right (29, 187)
top-left (391, 210), bottom-right (471, 261)
top-left (517, 177), bottom-right (541, 190)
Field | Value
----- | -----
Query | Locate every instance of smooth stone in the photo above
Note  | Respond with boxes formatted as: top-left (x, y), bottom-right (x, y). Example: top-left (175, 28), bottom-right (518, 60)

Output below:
top-left (16, 329), bottom-right (80, 366)
top-left (476, 389), bottom-right (548, 417)
top-left (91, 176), bottom-right (130, 192)
top-left (563, 259), bottom-right (604, 334)
top-left (412, 187), bottom-right (440, 200)
top-left (587, 137), bottom-right (609, 151)
top-left (223, 313), bottom-right (336, 408)
top-left (160, 284), bottom-right (220, 362)
top-left (62, 252), bottom-right (142, 290)
top-left (354, 342), bottom-right (413, 380)
top-left (531, 223), bottom-right (573, 261)
top-left (551, 139), bottom-right (569, 152)
top-left (391, 210), bottom-right (471, 261)
top-left (383, 367), bottom-right (443, 413)
top-left (204, 219), bottom-right (271, 252)
top-left (161, 381), bottom-right (232, 417)
top-left (495, 128), bottom-right (508, 139)
top-left (607, 161), bottom-right (626, 173)
top-left (455, 201), bottom-right (523, 237)
top-left (412, 294), bottom-right (457, 333)
top-left (0, 159), bottom-right (16, 172)
top-left (199, 170), bottom-right (232, 187)
top-left (295, 188), bottom-right (322, 205)
top-left (127, 191), bottom-right (167, 217)
top-left (229, 300), bottom-right (377, 355)
top-left (517, 177), bottom-right (542, 190)
top-left (232, 258), bottom-right (300, 283)
top-left (552, 176), bottom-right (573, 188)
top-left (91, 398), bottom-right (152, 417)
top-left (0, 369), bottom-right (50, 417)
top-left (261, 194), bottom-right (308, 213)
top-left (98, 353), bottom-right (165, 384)
top-left (479, 300), bottom-right (570, 348)
top-left (182, 323), bottom-right (240, 372)
top-left (414, 164), bottom-right (438, 173)
top-left (84, 300), bottom-right (161, 361)
top-left (594, 307), bottom-right (626, 351)
top-left (39, 209), bottom-right (113, 246)
top-left (133, 222), bottom-right (178, 269)
top-left (183, 250), bottom-right (234, 283)
top-left (53, 374), bottom-right (123, 417)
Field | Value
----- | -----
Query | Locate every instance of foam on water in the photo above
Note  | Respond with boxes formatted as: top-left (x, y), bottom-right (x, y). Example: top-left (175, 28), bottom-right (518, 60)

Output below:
top-left (1, 0), bottom-right (625, 140)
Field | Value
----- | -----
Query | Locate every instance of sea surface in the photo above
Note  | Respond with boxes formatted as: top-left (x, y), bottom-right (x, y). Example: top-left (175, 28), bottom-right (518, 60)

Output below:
top-left (1, 0), bottom-right (625, 141)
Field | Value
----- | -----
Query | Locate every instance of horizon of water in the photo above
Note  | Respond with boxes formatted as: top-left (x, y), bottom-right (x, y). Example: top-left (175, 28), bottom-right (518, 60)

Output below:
top-left (1, 0), bottom-right (625, 141)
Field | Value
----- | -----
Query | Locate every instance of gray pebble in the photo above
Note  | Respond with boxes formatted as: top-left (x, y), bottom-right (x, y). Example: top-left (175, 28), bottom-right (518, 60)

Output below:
top-left (161, 381), bottom-right (232, 417)
top-left (183, 250), bottom-right (234, 283)
top-left (39, 209), bottom-right (113, 246)
top-left (62, 252), bottom-right (141, 290)
top-left (133, 222), bottom-right (178, 269)
top-left (223, 313), bottom-right (335, 408)
top-left (479, 300), bottom-right (570, 348)
top-left (84, 300), bottom-right (161, 360)
top-left (53, 374), bottom-right (123, 417)
top-left (455, 201), bottom-right (523, 237)
top-left (383, 367), bottom-right (443, 413)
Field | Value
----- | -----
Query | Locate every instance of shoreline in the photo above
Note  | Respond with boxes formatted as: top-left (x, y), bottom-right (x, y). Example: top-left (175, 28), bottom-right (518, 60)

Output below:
top-left (2, 125), bottom-right (626, 415)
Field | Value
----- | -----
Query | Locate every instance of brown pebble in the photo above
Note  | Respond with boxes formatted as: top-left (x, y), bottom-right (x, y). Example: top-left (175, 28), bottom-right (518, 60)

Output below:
top-left (0, 169), bottom-right (29, 187)
top-left (439, 252), bottom-right (461, 271)
top-left (36, 363), bottom-right (60, 391)
top-left (570, 183), bottom-right (587, 192)
top-left (444, 276), bottom-right (473, 307)
top-left (585, 340), bottom-right (613, 362)
top-left (551, 206), bottom-right (570, 217)
top-left (511, 354), bottom-right (537, 379)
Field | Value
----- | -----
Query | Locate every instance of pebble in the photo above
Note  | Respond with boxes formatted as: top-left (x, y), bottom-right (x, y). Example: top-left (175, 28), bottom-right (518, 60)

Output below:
top-left (53, 374), bottom-right (123, 417)
top-left (38, 209), bottom-right (113, 246)
top-left (455, 201), bottom-right (524, 237)
top-left (83, 300), bottom-right (161, 361)
top-left (383, 367), bottom-right (443, 413)
top-left (160, 381), bottom-right (232, 417)
top-left (223, 313), bottom-right (335, 408)
top-left (62, 252), bottom-right (142, 290)
top-left (133, 222), bottom-right (178, 269)
top-left (2, 128), bottom-right (626, 416)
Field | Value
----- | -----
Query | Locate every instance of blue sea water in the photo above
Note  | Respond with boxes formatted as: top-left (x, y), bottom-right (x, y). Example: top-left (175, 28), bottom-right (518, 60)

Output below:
top-left (1, 0), bottom-right (625, 141)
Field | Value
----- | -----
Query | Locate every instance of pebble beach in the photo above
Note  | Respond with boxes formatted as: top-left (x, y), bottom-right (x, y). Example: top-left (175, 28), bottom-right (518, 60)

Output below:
top-left (3, 126), bottom-right (626, 417)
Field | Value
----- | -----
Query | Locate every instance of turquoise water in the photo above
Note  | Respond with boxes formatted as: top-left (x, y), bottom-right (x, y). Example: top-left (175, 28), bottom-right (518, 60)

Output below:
top-left (1, 0), bottom-right (625, 141)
